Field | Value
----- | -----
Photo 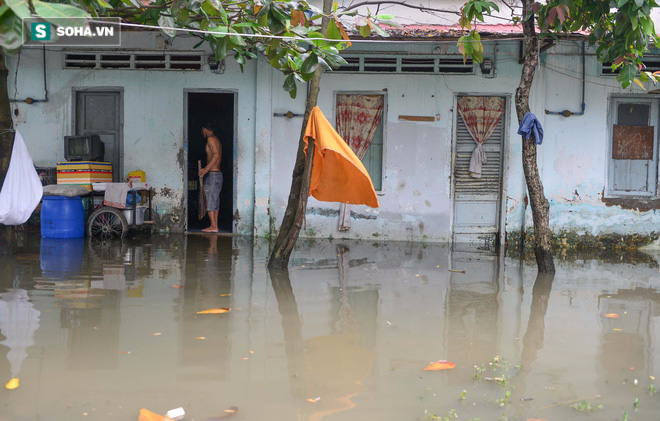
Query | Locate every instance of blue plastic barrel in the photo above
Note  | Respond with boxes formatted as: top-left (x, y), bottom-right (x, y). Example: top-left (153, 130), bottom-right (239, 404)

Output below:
top-left (41, 196), bottom-right (85, 238)
top-left (40, 237), bottom-right (85, 276)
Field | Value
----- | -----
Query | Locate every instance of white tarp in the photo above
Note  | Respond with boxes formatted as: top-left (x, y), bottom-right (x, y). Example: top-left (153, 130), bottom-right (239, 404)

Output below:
top-left (0, 130), bottom-right (43, 225)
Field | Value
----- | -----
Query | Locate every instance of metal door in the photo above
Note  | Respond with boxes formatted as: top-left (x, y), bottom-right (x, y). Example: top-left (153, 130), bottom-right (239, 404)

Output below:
top-left (75, 91), bottom-right (122, 181)
top-left (452, 96), bottom-right (505, 251)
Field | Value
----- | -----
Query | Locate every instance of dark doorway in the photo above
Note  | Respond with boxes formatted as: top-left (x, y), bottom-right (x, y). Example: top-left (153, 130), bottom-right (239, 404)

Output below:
top-left (186, 92), bottom-right (234, 233)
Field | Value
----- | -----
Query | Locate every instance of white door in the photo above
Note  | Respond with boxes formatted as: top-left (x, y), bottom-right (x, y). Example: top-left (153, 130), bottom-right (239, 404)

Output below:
top-left (452, 96), bottom-right (506, 251)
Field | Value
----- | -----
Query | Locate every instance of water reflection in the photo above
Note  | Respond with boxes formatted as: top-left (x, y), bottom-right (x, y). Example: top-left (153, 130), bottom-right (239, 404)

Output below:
top-left (0, 289), bottom-right (40, 378)
top-left (0, 236), bottom-right (660, 420)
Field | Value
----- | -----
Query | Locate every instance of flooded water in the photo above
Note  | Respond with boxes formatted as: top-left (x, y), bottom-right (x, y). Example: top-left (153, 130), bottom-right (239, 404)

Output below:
top-left (1, 234), bottom-right (660, 420)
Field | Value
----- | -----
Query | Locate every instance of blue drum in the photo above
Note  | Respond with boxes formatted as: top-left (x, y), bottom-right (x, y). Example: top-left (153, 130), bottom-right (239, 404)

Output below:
top-left (41, 196), bottom-right (85, 238)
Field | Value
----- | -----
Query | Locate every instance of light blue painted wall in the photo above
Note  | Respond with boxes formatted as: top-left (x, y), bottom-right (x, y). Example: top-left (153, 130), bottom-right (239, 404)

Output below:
top-left (8, 35), bottom-right (660, 241)
top-left (8, 33), bottom-right (257, 234)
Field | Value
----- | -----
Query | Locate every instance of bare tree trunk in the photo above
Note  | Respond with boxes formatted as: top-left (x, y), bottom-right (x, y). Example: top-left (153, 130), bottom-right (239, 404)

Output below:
top-left (515, 0), bottom-right (555, 274)
top-left (268, 0), bottom-right (332, 269)
top-left (0, 51), bottom-right (16, 256)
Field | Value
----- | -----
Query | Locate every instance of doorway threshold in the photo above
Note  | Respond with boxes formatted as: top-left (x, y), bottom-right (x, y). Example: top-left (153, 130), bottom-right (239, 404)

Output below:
top-left (186, 229), bottom-right (235, 237)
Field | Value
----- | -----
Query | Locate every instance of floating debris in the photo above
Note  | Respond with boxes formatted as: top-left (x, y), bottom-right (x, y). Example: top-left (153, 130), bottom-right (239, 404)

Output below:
top-left (424, 360), bottom-right (456, 371)
top-left (5, 378), bottom-right (19, 390)
top-left (197, 308), bottom-right (230, 314)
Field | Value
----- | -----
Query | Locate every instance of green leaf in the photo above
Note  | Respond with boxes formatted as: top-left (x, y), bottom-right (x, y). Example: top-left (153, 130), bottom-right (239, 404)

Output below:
top-left (374, 14), bottom-right (395, 19)
top-left (158, 15), bottom-right (177, 37)
top-left (617, 0), bottom-right (629, 7)
top-left (5, 0), bottom-right (31, 20)
top-left (359, 24), bottom-right (370, 37)
top-left (301, 52), bottom-right (318, 74)
top-left (283, 73), bottom-right (297, 98)
top-left (234, 51), bottom-right (246, 65)
top-left (215, 35), bottom-right (230, 59)
top-left (317, 56), bottom-right (332, 70)
top-left (33, 0), bottom-right (91, 26)
top-left (0, 9), bottom-right (23, 53)
top-left (228, 28), bottom-right (246, 46)
top-left (327, 18), bottom-right (341, 40)
top-left (267, 9), bottom-right (286, 33)
top-left (371, 22), bottom-right (389, 37)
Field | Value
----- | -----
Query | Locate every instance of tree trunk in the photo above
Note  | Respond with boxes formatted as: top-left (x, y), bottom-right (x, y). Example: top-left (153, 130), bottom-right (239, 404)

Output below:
top-left (515, 0), bottom-right (555, 274)
top-left (0, 50), bottom-right (16, 256)
top-left (268, 0), bottom-right (332, 269)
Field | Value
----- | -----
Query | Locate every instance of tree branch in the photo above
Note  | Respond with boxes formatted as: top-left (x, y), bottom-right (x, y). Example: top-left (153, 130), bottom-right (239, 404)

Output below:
top-left (340, 1), bottom-right (460, 15)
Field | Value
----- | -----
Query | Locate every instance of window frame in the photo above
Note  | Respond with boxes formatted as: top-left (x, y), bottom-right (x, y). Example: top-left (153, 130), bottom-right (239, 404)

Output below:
top-left (607, 96), bottom-right (660, 197)
top-left (333, 91), bottom-right (387, 193)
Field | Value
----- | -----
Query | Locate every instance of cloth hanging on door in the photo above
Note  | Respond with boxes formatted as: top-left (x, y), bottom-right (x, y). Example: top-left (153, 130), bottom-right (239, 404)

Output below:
top-left (303, 106), bottom-right (379, 208)
top-left (457, 96), bottom-right (505, 179)
top-left (335, 94), bottom-right (384, 231)
top-left (0, 130), bottom-right (43, 225)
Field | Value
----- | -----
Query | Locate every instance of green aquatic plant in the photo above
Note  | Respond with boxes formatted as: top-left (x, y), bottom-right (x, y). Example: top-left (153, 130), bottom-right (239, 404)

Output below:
top-left (495, 390), bottom-right (512, 407)
top-left (421, 409), bottom-right (458, 421)
top-left (460, 389), bottom-right (467, 401)
top-left (474, 364), bottom-right (486, 379)
top-left (570, 400), bottom-right (603, 413)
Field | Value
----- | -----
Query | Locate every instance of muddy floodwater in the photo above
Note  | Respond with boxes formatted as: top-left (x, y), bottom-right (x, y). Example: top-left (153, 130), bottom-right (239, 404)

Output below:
top-left (1, 235), bottom-right (660, 420)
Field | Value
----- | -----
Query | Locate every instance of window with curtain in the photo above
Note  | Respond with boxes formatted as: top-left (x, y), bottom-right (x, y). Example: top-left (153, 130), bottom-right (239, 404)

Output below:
top-left (335, 93), bottom-right (385, 191)
top-left (362, 118), bottom-right (383, 191)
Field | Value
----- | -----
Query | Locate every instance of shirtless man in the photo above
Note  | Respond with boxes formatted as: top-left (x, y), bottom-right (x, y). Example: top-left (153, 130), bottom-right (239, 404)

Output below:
top-left (198, 123), bottom-right (223, 233)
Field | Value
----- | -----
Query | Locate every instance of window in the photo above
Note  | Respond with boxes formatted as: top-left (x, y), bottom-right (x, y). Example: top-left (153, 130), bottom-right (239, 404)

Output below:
top-left (334, 55), bottom-right (474, 75)
top-left (608, 98), bottom-right (659, 196)
top-left (335, 94), bottom-right (385, 191)
top-left (64, 52), bottom-right (205, 71)
top-left (363, 118), bottom-right (384, 191)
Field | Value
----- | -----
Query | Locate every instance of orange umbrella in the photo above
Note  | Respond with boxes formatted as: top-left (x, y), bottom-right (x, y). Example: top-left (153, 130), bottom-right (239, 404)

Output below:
top-left (303, 107), bottom-right (379, 208)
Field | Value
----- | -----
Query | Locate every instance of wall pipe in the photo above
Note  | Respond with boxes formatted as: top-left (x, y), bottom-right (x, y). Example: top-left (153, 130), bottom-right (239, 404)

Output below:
top-left (10, 46), bottom-right (49, 104)
top-left (545, 41), bottom-right (585, 117)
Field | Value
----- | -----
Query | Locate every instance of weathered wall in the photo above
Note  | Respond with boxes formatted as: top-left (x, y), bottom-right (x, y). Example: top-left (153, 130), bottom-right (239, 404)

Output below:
top-left (268, 41), bottom-right (524, 242)
top-left (508, 42), bottom-right (660, 247)
top-left (8, 32), bottom-right (660, 245)
top-left (7, 33), bottom-right (257, 235)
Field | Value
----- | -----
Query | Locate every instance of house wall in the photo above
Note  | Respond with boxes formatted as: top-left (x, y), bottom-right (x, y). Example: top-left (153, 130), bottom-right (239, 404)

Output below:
top-left (8, 32), bottom-right (660, 244)
top-left (268, 40), bottom-right (525, 242)
top-left (517, 42), bottom-right (660, 244)
top-left (7, 33), bottom-right (258, 235)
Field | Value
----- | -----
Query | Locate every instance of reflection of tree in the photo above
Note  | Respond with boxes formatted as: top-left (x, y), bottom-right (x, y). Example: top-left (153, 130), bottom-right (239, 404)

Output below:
top-left (514, 272), bottom-right (554, 416)
top-left (268, 268), bottom-right (307, 420)
top-left (269, 247), bottom-right (377, 421)
top-left (521, 273), bottom-right (554, 368)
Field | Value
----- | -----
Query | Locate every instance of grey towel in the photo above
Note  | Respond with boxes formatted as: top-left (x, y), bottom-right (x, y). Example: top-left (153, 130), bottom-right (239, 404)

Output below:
top-left (103, 183), bottom-right (130, 208)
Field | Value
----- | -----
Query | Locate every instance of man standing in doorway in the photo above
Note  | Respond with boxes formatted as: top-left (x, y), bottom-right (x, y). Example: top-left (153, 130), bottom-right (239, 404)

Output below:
top-left (198, 123), bottom-right (223, 233)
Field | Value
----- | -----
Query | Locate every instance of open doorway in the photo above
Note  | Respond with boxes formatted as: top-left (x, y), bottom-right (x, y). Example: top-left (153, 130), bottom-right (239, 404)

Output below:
top-left (186, 92), bottom-right (235, 233)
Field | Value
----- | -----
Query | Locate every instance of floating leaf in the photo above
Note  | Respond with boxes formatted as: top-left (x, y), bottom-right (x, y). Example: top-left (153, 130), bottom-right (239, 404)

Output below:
top-left (424, 360), bottom-right (456, 371)
top-left (306, 397), bottom-right (321, 403)
top-left (152, 333), bottom-right (162, 336)
top-left (196, 336), bottom-right (206, 340)
top-left (5, 378), bottom-right (19, 390)
top-left (604, 313), bottom-right (619, 318)
top-left (139, 408), bottom-right (168, 421)
top-left (219, 293), bottom-right (231, 296)
top-left (197, 308), bottom-right (230, 314)
top-left (171, 284), bottom-right (183, 289)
